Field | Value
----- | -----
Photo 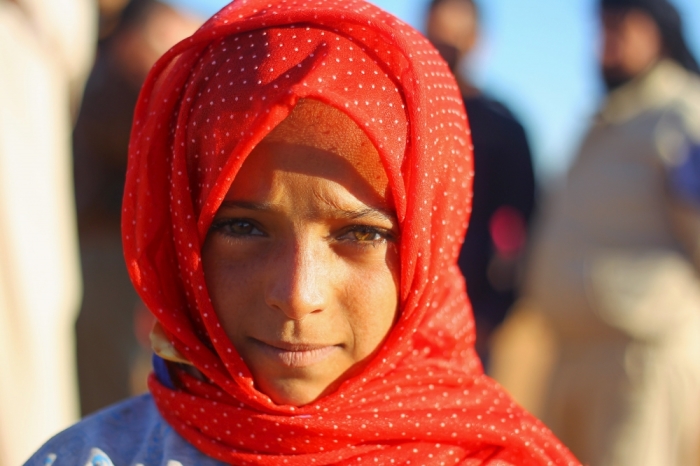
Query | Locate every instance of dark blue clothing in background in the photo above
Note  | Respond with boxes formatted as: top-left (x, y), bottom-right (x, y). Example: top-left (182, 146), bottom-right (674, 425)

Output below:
top-left (459, 95), bottom-right (536, 364)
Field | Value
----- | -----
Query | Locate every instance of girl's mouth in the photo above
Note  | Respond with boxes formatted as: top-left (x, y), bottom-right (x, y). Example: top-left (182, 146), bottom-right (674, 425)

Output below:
top-left (252, 339), bottom-right (340, 368)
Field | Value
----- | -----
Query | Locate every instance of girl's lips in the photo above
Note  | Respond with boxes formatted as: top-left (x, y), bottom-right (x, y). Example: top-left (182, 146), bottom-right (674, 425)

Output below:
top-left (253, 339), bottom-right (339, 368)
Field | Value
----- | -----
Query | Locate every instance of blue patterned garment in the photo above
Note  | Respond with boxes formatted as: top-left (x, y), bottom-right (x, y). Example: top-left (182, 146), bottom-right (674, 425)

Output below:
top-left (24, 394), bottom-right (224, 466)
top-left (669, 142), bottom-right (700, 205)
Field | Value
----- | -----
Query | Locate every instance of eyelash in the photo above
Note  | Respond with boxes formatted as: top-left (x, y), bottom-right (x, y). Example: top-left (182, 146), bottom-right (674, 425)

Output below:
top-left (209, 218), bottom-right (396, 246)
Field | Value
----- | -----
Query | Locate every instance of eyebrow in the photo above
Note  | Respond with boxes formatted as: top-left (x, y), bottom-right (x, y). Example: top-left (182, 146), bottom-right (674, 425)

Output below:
top-left (219, 200), bottom-right (397, 223)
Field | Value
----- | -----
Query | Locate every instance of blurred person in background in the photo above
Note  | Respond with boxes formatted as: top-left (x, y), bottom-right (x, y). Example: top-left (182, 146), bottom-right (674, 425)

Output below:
top-left (0, 0), bottom-right (96, 463)
top-left (73, 0), bottom-right (201, 416)
top-left (425, 0), bottom-right (537, 367)
top-left (523, 0), bottom-right (700, 464)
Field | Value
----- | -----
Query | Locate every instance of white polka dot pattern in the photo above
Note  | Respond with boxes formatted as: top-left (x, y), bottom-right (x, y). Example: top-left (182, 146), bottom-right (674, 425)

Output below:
top-left (122, 0), bottom-right (580, 464)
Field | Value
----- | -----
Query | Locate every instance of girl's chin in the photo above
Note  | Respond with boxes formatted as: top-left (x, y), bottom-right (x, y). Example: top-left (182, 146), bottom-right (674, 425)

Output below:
top-left (258, 378), bottom-right (338, 406)
top-left (243, 342), bottom-right (360, 405)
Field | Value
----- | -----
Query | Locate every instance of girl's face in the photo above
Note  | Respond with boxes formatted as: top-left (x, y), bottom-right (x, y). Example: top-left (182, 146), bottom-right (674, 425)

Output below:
top-left (202, 101), bottom-right (400, 406)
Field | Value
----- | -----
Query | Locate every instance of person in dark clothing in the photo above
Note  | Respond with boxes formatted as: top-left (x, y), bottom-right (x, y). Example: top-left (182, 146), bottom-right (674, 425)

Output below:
top-left (426, 0), bottom-right (537, 366)
top-left (73, 0), bottom-right (201, 415)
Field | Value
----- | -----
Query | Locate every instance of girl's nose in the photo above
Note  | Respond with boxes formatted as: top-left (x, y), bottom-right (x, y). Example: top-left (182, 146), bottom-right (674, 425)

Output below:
top-left (264, 237), bottom-right (330, 320)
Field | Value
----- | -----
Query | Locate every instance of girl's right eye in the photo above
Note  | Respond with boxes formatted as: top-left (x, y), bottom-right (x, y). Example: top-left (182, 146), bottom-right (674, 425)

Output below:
top-left (210, 219), bottom-right (264, 237)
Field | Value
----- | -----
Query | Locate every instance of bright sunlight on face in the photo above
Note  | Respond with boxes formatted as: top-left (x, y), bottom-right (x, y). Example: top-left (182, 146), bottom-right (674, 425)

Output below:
top-left (201, 99), bottom-right (400, 406)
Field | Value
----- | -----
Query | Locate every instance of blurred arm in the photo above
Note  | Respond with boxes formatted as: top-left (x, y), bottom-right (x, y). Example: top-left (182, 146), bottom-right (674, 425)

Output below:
top-left (666, 142), bottom-right (700, 271)
top-left (16, 0), bottom-right (97, 114)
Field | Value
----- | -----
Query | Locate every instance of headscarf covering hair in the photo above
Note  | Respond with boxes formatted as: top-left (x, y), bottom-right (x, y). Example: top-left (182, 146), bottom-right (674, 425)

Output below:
top-left (601, 0), bottom-right (700, 74)
top-left (123, 0), bottom-right (579, 464)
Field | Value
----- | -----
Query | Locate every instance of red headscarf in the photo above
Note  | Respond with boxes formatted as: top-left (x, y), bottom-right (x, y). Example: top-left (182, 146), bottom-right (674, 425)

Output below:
top-left (123, 0), bottom-right (579, 464)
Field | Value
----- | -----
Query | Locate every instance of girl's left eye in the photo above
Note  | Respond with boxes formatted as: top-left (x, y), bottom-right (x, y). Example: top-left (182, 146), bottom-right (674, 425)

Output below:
top-left (339, 226), bottom-right (394, 244)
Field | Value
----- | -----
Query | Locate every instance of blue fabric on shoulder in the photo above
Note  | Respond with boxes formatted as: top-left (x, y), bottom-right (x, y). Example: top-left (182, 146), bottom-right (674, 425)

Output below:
top-left (23, 394), bottom-right (224, 465)
top-left (669, 143), bottom-right (700, 205)
top-left (152, 354), bottom-right (176, 390)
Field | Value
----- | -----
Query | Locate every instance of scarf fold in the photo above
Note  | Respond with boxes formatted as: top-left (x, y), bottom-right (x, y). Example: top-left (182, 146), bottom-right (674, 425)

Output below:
top-left (122, 0), bottom-right (578, 464)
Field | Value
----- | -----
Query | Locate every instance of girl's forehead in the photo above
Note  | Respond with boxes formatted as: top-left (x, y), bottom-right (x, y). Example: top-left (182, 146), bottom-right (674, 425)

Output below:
top-left (257, 99), bottom-right (390, 199)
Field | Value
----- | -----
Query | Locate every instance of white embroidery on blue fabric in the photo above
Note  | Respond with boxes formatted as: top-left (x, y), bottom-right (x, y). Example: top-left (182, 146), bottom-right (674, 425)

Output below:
top-left (43, 454), bottom-right (56, 466)
top-left (84, 448), bottom-right (114, 466)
